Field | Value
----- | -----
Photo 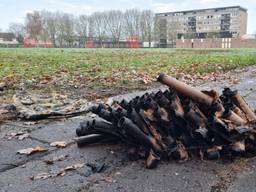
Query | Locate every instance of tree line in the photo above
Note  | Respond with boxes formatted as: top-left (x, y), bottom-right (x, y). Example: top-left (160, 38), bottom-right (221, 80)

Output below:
top-left (7, 9), bottom-right (155, 47)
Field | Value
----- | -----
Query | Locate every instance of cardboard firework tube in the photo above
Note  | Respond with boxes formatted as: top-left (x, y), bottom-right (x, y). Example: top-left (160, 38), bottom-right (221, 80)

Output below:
top-left (158, 73), bottom-right (214, 106)
top-left (146, 150), bottom-right (160, 169)
top-left (231, 91), bottom-right (256, 122)
top-left (225, 111), bottom-right (247, 126)
top-left (158, 74), bottom-right (247, 125)
top-left (75, 134), bottom-right (115, 147)
top-left (118, 117), bottom-right (163, 154)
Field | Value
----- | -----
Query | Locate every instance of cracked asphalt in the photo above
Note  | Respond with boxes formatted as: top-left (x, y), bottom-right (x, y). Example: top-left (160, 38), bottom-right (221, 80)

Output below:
top-left (1, 67), bottom-right (256, 192)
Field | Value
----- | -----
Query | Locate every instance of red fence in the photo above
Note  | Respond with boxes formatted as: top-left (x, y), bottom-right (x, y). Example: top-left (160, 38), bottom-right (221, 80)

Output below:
top-left (85, 36), bottom-right (141, 48)
top-left (23, 38), bottom-right (54, 48)
top-left (126, 36), bottom-right (140, 48)
top-left (85, 40), bottom-right (94, 48)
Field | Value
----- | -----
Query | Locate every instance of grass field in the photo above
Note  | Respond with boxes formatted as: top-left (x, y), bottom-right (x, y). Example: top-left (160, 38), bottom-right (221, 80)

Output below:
top-left (1, 48), bottom-right (256, 101)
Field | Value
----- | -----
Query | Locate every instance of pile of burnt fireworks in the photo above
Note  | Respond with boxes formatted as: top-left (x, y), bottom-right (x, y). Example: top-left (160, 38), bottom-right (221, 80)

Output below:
top-left (76, 74), bottom-right (256, 168)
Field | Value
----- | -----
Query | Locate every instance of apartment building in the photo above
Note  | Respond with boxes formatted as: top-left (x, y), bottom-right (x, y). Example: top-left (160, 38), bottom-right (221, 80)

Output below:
top-left (0, 33), bottom-right (18, 45)
top-left (155, 6), bottom-right (247, 47)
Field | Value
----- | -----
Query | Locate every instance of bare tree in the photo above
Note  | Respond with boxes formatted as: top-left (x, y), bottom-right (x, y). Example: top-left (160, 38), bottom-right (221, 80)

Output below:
top-left (75, 15), bottom-right (89, 47)
top-left (167, 20), bottom-right (179, 42)
top-left (63, 14), bottom-right (75, 47)
top-left (41, 11), bottom-right (57, 47)
top-left (89, 12), bottom-right (107, 47)
top-left (55, 12), bottom-right (64, 47)
top-left (154, 17), bottom-right (167, 47)
top-left (140, 10), bottom-right (154, 47)
top-left (8, 22), bottom-right (25, 43)
top-left (55, 12), bottom-right (75, 47)
top-left (25, 11), bottom-right (43, 40)
top-left (9, 8), bottom-right (158, 48)
top-left (124, 9), bottom-right (141, 38)
top-left (103, 10), bottom-right (123, 47)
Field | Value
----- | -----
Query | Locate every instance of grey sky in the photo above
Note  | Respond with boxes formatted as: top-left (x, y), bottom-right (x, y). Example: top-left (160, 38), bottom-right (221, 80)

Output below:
top-left (0, 0), bottom-right (255, 33)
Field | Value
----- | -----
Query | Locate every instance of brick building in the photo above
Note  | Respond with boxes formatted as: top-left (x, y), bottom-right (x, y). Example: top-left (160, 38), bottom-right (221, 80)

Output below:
top-left (176, 37), bottom-right (256, 48)
top-left (155, 6), bottom-right (248, 48)
top-left (0, 33), bottom-right (18, 46)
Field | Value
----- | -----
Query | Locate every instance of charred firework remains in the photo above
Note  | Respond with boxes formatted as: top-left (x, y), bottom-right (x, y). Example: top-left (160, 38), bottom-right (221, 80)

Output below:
top-left (76, 74), bottom-right (256, 169)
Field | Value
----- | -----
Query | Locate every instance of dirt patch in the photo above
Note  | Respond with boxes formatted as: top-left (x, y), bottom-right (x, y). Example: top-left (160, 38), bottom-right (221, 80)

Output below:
top-left (211, 159), bottom-right (249, 192)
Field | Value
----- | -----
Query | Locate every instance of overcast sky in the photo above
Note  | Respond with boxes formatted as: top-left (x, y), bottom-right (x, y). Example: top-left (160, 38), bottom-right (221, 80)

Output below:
top-left (0, 0), bottom-right (255, 33)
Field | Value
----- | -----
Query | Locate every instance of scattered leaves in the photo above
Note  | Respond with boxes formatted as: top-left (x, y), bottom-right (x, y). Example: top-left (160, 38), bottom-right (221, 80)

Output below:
top-left (17, 146), bottom-right (48, 155)
top-left (30, 173), bottom-right (52, 180)
top-left (18, 133), bottom-right (30, 140)
top-left (39, 76), bottom-right (52, 85)
top-left (63, 163), bottom-right (84, 171)
top-left (50, 141), bottom-right (67, 148)
top-left (7, 132), bottom-right (29, 140)
top-left (23, 122), bottom-right (37, 126)
top-left (31, 163), bottom-right (85, 181)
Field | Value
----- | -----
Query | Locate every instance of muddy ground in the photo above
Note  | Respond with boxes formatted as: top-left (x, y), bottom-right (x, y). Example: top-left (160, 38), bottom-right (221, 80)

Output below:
top-left (1, 67), bottom-right (256, 192)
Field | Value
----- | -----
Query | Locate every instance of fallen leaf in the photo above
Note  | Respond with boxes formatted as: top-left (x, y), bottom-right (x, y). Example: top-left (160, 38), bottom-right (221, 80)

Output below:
top-left (50, 141), bottom-right (67, 148)
top-left (64, 163), bottom-right (84, 171)
top-left (7, 132), bottom-right (24, 140)
top-left (44, 154), bottom-right (69, 164)
top-left (0, 82), bottom-right (6, 88)
top-left (89, 114), bottom-right (97, 118)
top-left (232, 78), bottom-right (240, 84)
top-left (57, 170), bottom-right (66, 177)
top-left (102, 176), bottom-right (113, 183)
top-left (0, 109), bottom-right (9, 114)
top-left (18, 133), bottom-right (30, 140)
top-left (115, 172), bottom-right (122, 176)
top-left (45, 160), bottom-right (54, 165)
top-left (57, 163), bottom-right (84, 177)
top-left (31, 163), bottom-right (84, 181)
top-left (17, 146), bottom-right (48, 155)
top-left (39, 76), bottom-right (52, 85)
top-left (7, 132), bottom-right (30, 140)
top-left (23, 122), bottom-right (37, 126)
top-left (142, 78), bottom-right (148, 84)
top-left (31, 173), bottom-right (52, 181)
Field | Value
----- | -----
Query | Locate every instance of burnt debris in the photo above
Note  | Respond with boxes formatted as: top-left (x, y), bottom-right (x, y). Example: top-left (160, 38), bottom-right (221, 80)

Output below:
top-left (76, 74), bottom-right (256, 169)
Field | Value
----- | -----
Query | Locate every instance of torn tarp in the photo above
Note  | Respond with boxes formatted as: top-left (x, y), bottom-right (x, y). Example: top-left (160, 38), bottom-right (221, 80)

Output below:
top-left (1, 91), bottom-right (91, 121)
